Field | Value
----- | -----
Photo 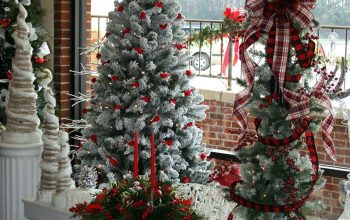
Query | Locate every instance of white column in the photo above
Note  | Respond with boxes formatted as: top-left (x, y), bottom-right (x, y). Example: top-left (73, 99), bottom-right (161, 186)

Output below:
top-left (0, 142), bottom-right (42, 220)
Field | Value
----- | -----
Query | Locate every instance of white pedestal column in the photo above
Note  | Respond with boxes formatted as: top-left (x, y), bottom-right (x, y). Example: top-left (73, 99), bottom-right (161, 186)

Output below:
top-left (0, 142), bottom-right (42, 220)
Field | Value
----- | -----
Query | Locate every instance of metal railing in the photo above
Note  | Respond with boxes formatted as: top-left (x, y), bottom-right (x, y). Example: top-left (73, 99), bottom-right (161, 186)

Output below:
top-left (91, 15), bottom-right (350, 91)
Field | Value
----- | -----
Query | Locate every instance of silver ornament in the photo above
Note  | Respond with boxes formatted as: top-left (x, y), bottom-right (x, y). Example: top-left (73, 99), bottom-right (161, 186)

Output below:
top-left (78, 166), bottom-right (98, 189)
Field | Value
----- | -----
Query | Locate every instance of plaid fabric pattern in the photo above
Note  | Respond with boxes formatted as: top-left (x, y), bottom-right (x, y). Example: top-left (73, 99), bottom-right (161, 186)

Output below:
top-left (312, 69), bottom-right (336, 161)
top-left (234, 31), bottom-right (262, 140)
top-left (234, 0), bottom-right (336, 161)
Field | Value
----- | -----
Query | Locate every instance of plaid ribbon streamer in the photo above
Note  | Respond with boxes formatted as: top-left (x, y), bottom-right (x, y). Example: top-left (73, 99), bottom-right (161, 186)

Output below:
top-left (312, 68), bottom-right (336, 160)
top-left (233, 0), bottom-right (336, 161)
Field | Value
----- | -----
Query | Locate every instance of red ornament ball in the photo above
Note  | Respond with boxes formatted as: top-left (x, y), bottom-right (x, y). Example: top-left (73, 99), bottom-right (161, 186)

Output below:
top-left (151, 115), bottom-right (161, 123)
top-left (5, 71), bottom-right (12, 80)
top-left (111, 75), bottom-right (120, 81)
top-left (91, 77), bottom-right (97, 83)
top-left (200, 153), bottom-right (207, 159)
top-left (160, 72), bottom-right (170, 79)
top-left (184, 89), bottom-right (192, 97)
top-left (127, 140), bottom-right (135, 146)
top-left (159, 24), bottom-right (168, 30)
top-left (141, 96), bottom-right (150, 102)
top-left (139, 11), bottom-right (147, 20)
top-left (91, 135), bottom-right (97, 143)
top-left (114, 104), bottom-right (123, 111)
top-left (133, 47), bottom-right (145, 55)
top-left (123, 28), bottom-right (130, 35)
top-left (182, 177), bottom-right (190, 183)
top-left (154, 1), bottom-right (163, 8)
top-left (175, 43), bottom-right (184, 50)
top-left (0, 18), bottom-right (11, 28)
top-left (108, 156), bottom-right (118, 167)
top-left (117, 5), bottom-right (125, 12)
top-left (176, 14), bottom-right (183, 19)
top-left (154, 189), bottom-right (162, 196)
top-left (81, 108), bottom-right (88, 114)
top-left (164, 140), bottom-right (173, 146)
top-left (96, 53), bottom-right (101, 59)
top-left (185, 70), bottom-right (192, 76)
top-left (33, 56), bottom-right (48, 64)
top-left (170, 99), bottom-right (177, 105)
top-left (130, 82), bottom-right (140, 88)
top-left (164, 185), bottom-right (172, 193)
top-left (185, 122), bottom-right (193, 128)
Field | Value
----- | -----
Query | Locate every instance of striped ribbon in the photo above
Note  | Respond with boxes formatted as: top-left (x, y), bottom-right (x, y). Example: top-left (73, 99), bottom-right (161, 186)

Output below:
top-left (233, 0), bottom-right (336, 161)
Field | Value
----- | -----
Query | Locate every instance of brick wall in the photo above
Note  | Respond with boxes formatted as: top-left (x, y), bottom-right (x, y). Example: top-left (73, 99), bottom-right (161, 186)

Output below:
top-left (198, 98), bottom-right (349, 219)
top-left (54, 0), bottom-right (91, 119)
top-left (54, 0), bottom-right (73, 119)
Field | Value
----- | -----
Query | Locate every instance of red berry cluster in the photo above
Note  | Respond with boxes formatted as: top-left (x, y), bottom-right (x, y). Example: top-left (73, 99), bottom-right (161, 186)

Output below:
top-left (266, 145), bottom-right (289, 161)
top-left (68, 201), bottom-right (88, 215)
top-left (284, 177), bottom-right (299, 203)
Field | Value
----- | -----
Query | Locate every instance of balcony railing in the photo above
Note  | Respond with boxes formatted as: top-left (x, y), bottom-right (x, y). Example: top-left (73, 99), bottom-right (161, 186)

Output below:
top-left (91, 15), bottom-right (350, 91)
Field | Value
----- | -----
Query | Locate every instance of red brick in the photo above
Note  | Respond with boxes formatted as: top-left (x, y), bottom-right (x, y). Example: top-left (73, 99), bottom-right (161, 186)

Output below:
top-left (221, 107), bottom-right (233, 114)
top-left (208, 132), bottom-right (217, 139)
top-left (223, 102), bottom-right (232, 107)
top-left (208, 139), bottom-right (220, 146)
top-left (54, 20), bottom-right (71, 29)
top-left (54, 56), bottom-right (71, 65)
top-left (54, 2), bottom-right (71, 10)
top-left (331, 191), bottom-right (339, 199)
top-left (216, 120), bottom-right (231, 127)
top-left (346, 157), bottom-right (350, 164)
top-left (210, 113), bottom-right (224, 120)
top-left (326, 184), bottom-right (340, 192)
top-left (223, 114), bottom-right (234, 120)
top-left (55, 66), bottom-right (72, 74)
top-left (209, 126), bottom-right (223, 133)
top-left (224, 141), bottom-right (236, 148)
top-left (55, 12), bottom-right (71, 20)
top-left (334, 132), bottom-right (349, 140)
top-left (208, 106), bottom-right (218, 113)
top-left (333, 126), bottom-right (347, 133)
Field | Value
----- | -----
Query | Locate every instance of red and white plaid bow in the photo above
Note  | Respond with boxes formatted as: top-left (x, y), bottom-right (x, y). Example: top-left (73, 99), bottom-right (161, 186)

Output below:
top-left (233, 0), bottom-right (336, 161)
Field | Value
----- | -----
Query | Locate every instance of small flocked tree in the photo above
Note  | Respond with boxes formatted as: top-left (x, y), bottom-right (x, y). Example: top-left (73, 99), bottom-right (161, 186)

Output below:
top-left (76, 0), bottom-right (212, 185)
top-left (229, 0), bottom-right (336, 219)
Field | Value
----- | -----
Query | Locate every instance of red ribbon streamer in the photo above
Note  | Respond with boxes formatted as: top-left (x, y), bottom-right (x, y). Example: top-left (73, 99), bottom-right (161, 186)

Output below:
top-left (133, 131), bottom-right (139, 179)
top-left (150, 132), bottom-right (156, 190)
top-left (222, 36), bottom-right (240, 77)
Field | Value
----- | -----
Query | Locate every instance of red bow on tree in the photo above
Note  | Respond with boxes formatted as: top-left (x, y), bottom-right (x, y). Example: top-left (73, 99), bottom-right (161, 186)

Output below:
top-left (233, 0), bottom-right (336, 161)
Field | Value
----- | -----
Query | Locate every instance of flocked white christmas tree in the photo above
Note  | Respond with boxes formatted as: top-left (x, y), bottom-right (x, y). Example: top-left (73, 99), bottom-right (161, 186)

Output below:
top-left (76, 0), bottom-right (212, 185)
top-left (0, 3), bottom-right (41, 144)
